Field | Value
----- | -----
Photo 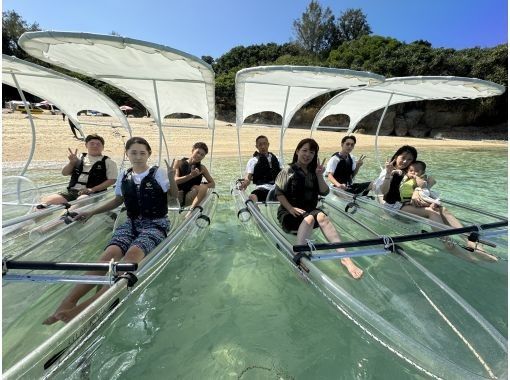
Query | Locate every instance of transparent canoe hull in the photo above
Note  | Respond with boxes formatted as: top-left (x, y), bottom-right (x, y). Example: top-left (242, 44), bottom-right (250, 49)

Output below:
top-left (232, 188), bottom-right (507, 379)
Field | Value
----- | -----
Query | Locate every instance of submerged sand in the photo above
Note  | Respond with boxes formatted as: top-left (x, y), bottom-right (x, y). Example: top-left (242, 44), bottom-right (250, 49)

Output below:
top-left (2, 113), bottom-right (506, 165)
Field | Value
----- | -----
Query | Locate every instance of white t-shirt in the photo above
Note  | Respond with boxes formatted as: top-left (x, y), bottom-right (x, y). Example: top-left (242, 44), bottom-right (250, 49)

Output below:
top-left (71, 154), bottom-right (118, 190)
top-left (373, 169), bottom-right (388, 194)
top-left (245, 153), bottom-right (282, 191)
top-left (114, 167), bottom-right (170, 196)
top-left (325, 153), bottom-right (357, 179)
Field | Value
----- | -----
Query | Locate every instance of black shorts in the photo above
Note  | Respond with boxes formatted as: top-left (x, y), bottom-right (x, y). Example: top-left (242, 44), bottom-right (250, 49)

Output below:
top-left (58, 189), bottom-right (80, 202)
top-left (345, 181), bottom-right (372, 195)
top-left (250, 188), bottom-right (270, 202)
top-left (277, 207), bottom-right (324, 233)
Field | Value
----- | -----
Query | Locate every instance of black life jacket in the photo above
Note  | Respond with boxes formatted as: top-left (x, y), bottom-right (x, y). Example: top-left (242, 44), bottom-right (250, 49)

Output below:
top-left (177, 158), bottom-right (203, 192)
top-left (252, 152), bottom-right (280, 185)
top-left (383, 173), bottom-right (404, 204)
top-left (121, 166), bottom-right (168, 219)
top-left (331, 152), bottom-right (354, 185)
top-left (67, 153), bottom-right (109, 191)
top-left (284, 164), bottom-right (320, 212)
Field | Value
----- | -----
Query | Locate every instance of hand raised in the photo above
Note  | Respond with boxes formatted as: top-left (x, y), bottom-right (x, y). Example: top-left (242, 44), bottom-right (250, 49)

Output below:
top-left (67, 148), bottom-right (79, 163)
top-left (385, 157), bottom-right (396, 174)
top-left (315, 157), bottom-right (326, 175)
top-left (165, 158), bottom-right (176, 178)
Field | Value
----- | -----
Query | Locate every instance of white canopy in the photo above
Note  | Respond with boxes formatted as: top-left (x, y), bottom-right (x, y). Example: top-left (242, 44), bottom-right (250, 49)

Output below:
top-left (18, 31), bottom-right (215, 130)
top-left (311, 76), bottom-right (506, 133)
top-left (235, 65), bottom-right (385, 130)
top-left (2, 54), bottom-right (131, 135)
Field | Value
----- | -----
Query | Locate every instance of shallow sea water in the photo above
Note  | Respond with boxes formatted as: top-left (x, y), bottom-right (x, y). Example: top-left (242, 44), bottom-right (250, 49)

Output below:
top-left (3, 146), bottom-right (508, 379)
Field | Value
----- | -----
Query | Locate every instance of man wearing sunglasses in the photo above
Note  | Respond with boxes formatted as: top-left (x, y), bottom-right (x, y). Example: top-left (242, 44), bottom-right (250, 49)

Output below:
top-left (325, 135), bottom-right (372, 195)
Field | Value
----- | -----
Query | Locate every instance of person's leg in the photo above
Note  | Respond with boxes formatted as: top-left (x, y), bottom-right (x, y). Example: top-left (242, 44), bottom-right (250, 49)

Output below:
top-left (184, 188), bottom-right (198, 207)
top-left (52, 246), bottom-right (145, 323)
top-left (438, 207), bottom-right (462, 228)
top-left (316, 212), bottom-right (363, 279)
top-left (439, 207), bottom-right (496, 260)
top-left (190, 184), bottom-right (209, 209)
top-left (43, 245), bottom-right (123, 324)
top-left (401, 204), bottom-right (444, 225)
top-left (41, 193), bottom-right (70, 206)
top-left (296, 214), bottom-right (315, 245)
top-left (68, 194), bottom-right (90, 211)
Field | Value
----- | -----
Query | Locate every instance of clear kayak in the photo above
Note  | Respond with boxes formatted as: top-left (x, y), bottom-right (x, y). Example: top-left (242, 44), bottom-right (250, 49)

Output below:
top-left (232, 185), bottom-right (507, 379)
top-left (3, 190), bottom-right (219, 379)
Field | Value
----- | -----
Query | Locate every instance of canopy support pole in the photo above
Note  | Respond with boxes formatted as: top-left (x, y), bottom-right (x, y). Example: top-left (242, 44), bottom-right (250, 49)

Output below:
top-left (209, 122), bottom-right (215, 172)
top-left (11, 73), bottom-right (37, 177)
top-left (152, 80), bottom-right (168, 166)
top-left (374, 92), bottom-right (394, 171)
top-left (236, 125), bottom-right (243, 178)
top-left (279, 86), bottom-right (291, 163)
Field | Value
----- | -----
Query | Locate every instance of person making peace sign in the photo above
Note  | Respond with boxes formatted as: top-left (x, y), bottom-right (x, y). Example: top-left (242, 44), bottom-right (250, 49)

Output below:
top-left (39, 134), bottom-right (118, 207)
top-left (274, 138), bottom-right (364, 279)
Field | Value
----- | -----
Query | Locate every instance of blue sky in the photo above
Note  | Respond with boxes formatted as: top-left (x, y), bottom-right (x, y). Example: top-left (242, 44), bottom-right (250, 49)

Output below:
top-left (3, 0), bottom-right (508, 59)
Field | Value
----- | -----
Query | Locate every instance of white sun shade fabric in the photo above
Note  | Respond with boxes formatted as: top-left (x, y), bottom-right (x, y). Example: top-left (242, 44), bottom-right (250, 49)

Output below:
top-left (311, 76), bottom-right (506, 133)
top-left (2, 54), bottom-right (131, 134)
top-left (235, 65), bottom-right (385, 129)
top-left (18, 31), bottom-right (215, 130)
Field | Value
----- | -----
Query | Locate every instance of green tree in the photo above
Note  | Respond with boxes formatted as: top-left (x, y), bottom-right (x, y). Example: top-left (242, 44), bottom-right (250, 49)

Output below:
top-left (2, 10), bottom-right (40, 58)
top-left (293, 0), bottom-right (337, 56)
top-left (201, 55), bottom-right (215, 65)
top-left (337, 8), bottom-right (372, 42)
top-left (213, 43), bottom-right (303, 74)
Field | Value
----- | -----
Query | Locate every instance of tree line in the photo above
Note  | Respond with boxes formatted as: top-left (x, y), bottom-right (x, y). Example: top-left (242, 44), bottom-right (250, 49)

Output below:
top-left (2, 2), bottom-right (507, 126)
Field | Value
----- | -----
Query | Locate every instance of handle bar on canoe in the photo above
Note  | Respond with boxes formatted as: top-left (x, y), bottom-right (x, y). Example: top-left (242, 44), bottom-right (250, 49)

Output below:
top-left (2, 260), bottom-right (138, 273)
top-left (293, 221), bottom-right (507, 253)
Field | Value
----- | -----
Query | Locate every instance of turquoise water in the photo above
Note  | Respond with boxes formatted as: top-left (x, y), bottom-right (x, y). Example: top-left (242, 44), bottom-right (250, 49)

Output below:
top-left (3, 146), bottom-right (508, 379)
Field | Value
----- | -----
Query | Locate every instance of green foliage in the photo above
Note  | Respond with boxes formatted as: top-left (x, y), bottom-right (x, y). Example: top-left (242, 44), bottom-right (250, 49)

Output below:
top-left (213, 43), bottom-right (303, 74)
top-left (215, 71), bottom-right (236, 101)
top-left (337, 8), bottom-right (372, 42)
top-left (2, 10), bottom-right (39, 58)
top-left (274, 54), bottom-right (323, 66)
top-left (292, 0), bottom-right (337, 55)
top-left (327, 35), bottom-right (403, 75)
top-left (201, 55), bottom-right (214, 65)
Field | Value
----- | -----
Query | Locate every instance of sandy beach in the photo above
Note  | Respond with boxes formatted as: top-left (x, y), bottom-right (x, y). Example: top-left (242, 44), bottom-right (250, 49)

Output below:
top-left (2, 113), bottom-right (506, 165)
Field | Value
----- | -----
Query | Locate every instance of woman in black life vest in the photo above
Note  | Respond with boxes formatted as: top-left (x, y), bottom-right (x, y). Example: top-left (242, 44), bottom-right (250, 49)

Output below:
top-left (275, 138), bottom-right (363, 279)
top-left (43, 137), bottom-right (178, 324)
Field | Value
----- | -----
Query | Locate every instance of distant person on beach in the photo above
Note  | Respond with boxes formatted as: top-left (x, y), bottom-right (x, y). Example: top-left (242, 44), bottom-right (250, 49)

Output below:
top-left (38, 134), bottom-right (118, 208)
top-left (43, 137), bottom-right (178, 324)
top-left (174, 142), bottom-right (215, 209)
top-left (239, 135), bottom-right (282, 202)
top-left (396, 160), bottom-right (440, 209)
top-left (326, 135), bottom-right (372, 195)
top-left (374, 145), bottom-right (495, 260)
top-left (274, 138), bottom-right (364, 279)
top-left (62, 113), bottom-right (66, 122)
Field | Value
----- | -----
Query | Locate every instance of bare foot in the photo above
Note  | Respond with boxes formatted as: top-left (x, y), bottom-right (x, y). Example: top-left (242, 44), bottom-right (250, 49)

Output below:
top-left (54, 304), bottom-right (87, 323)
top-left (341, 258), bottom-right (363, 279)
top-left (42, 300), bottom-right (76, 325)
top-left (468, 242), bottom-right (498, 262)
